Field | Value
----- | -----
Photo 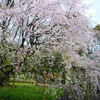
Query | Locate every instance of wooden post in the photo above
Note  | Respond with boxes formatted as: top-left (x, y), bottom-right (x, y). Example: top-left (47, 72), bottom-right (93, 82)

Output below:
top-left (43, 64), bottom-right (47, 100)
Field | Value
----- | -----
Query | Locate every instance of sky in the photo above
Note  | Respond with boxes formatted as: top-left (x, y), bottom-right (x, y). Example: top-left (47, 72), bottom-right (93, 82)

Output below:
top-left (84, 0), bottom-right (100, 27)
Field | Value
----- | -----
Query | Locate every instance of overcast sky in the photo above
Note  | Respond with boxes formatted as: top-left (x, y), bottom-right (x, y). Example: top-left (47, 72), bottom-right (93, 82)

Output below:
top-left (84, 0), bottom-right (100, 27)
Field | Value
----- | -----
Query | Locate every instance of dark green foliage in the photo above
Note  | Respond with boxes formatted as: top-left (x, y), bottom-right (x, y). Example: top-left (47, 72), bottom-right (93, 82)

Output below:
top-left (61, 72), bottom-right (66, 85)
top-left (0, 43), bottom-right (14, 86)
top-left (0, 65), bottom-right (13, 86)
top-left (94, 24), bottom-right (100, 31)
top-left (52, 52), bottom-right (65, 73)
top-left (32, 51), bottom-right (66, 84)
top-left (77, 48), bottom-right (84, 56)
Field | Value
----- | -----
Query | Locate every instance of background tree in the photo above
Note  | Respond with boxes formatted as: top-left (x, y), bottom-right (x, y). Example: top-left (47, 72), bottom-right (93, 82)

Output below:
top-left (0, 0), bottom-right (100, 99)
top-left (94, 24), bottom-right (100, 31)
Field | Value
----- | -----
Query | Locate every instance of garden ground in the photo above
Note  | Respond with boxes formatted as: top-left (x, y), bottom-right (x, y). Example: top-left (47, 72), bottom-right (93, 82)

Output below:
top-left (0, 83), bottom-right (63, 100)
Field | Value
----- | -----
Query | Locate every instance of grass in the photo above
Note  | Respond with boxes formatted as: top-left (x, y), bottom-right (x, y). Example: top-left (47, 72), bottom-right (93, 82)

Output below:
top-left (10, 78), bottom-right (35, 84)
top-left (0, 83), bottom-right (63, 100)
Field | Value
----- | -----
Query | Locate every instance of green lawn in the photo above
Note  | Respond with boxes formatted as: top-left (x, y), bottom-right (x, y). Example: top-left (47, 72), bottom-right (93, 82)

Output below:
top-left (0, 83), bottom-right (63, 100)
